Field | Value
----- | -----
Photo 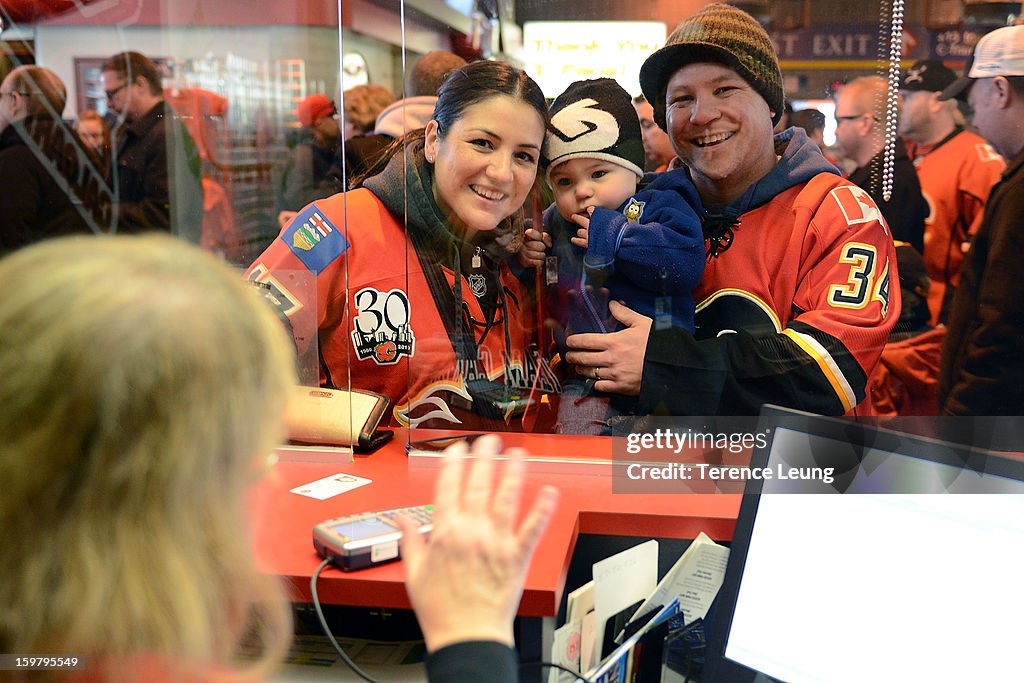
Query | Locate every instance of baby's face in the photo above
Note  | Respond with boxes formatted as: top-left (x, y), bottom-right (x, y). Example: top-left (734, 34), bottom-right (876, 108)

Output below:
top-left (549, 157), bottom-right (637, 222)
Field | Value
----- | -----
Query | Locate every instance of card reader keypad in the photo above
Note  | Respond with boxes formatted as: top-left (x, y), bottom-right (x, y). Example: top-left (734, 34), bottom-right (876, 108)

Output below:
top-left (379, 504), bottom-right (434, 525)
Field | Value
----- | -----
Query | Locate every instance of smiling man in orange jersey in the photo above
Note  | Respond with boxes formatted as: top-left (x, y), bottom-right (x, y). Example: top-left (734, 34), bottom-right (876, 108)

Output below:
top-left (564, 3), bottom-right (900, 417)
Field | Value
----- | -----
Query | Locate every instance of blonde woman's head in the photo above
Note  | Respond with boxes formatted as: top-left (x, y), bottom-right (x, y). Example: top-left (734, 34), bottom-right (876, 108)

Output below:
top-left (0, 234), bottom-right (295, 678)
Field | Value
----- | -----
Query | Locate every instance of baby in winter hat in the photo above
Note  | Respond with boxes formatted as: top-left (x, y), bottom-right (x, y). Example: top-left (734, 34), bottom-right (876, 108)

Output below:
top-left (538, 77), bottom-right (704, 336)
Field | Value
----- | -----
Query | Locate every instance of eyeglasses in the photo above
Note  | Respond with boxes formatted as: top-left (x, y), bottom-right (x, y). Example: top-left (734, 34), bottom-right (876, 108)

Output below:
top-left (835, 113), bottom-right (877, 123)
top-left (103, 83), bottom-right (127, 100)
top-left (1, 91), bottom-right (29, 100)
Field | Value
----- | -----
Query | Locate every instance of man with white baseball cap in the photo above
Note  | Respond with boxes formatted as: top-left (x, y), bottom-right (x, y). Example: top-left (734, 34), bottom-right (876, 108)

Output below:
top-left (937, 25), bottom-right (1024, 415)
top-left (940, 25), bottom-right (1024, 160)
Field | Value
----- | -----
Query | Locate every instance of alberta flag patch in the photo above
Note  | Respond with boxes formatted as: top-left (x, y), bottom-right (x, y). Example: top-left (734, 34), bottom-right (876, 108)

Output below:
top-left (283, 205), bottom-right (349, 274)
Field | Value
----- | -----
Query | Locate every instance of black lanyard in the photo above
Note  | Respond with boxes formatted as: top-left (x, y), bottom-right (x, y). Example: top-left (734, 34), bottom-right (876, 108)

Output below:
top-left (409, 228), bottom-right (510, 381)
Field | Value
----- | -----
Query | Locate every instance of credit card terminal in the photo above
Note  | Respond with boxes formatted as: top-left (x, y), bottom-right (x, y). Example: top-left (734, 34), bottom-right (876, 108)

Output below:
top-left (312, 504), bottom-right (433, 571)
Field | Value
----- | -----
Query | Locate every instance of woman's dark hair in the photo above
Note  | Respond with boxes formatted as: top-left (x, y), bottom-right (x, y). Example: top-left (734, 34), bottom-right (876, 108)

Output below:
top-left (350, 60), bottom-right (548, 188)
top-left (431, 59), bottom-right (548, 138)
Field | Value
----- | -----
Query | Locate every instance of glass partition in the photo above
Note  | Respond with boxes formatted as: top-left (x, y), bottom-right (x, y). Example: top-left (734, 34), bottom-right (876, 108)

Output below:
top-left (396, 0), bottom-right (943, 447)
top-left (1, 0), bottom-right (1017, 450)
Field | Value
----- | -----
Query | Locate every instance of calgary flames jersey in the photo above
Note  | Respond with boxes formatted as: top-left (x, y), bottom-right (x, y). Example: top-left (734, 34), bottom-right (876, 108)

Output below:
top-left (642, 173), bottom-right (900, 416)
top-left (246, 189), bottom-right (557, 429)
top-left (907, 129), bottom-right (1004, 324)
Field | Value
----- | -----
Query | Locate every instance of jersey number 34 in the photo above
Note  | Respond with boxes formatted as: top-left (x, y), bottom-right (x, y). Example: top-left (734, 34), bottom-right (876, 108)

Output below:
top-left (828, 242), bottom-right (890, 316)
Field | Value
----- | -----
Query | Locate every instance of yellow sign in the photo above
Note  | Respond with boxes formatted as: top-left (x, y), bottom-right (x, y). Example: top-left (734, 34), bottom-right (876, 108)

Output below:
top-left (523, 21), bottom-right (667, 98)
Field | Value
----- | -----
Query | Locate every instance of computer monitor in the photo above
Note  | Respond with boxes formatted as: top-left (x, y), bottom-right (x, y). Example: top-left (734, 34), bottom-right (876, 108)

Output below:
top-left (704, 406), bottom-right (1024, 683)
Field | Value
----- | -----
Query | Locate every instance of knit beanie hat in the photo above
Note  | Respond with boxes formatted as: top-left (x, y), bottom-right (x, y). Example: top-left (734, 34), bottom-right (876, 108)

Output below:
top-left (639, 3), bottom-right (784, 130)
top-left (544, 78), bottom-right (645, 180)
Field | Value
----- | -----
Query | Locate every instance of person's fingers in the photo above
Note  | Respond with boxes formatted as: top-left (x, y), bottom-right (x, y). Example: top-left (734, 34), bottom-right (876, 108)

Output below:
top-left (463, 434), bottom-right (501, 515)
top-left (396, 512), bottom-right (427, 575)
top-left (515, 485), bottom-right (559, 563)
top-left (471, 433), bottom-right (503, 457)
top-left (542, 232), bottom-right (552, 248)
top-left (490, 449), bottom-right (527, 532)
top-left (565, 331), bottom-right (612, 351)
top-left (434, 441), bottom-right (468, 524)
top-left (570, 213), bottom-right (591, 228)
top-left (570, 236), bottom-right (587, 249)
top-left (590, 364), bottom-right (619, 392)
top-left (609, 300), bottom-right (645, 327)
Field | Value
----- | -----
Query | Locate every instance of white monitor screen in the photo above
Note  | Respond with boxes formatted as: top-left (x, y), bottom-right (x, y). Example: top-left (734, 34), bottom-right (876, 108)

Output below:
top-left (723, 428), bottom-right (1024, 683)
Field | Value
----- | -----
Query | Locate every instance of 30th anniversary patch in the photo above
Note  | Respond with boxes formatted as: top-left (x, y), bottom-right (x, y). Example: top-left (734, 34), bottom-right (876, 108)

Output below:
top-left (350, 287), bottom-right (416, 365)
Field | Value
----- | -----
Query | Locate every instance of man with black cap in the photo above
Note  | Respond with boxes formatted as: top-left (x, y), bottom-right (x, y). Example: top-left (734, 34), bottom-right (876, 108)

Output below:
top-left (564, 3), bottom-right (899, 417)
top-left (936, 25), bottom-right (1024, 415)
top-left (899, 58), bottom-right (1005, 325)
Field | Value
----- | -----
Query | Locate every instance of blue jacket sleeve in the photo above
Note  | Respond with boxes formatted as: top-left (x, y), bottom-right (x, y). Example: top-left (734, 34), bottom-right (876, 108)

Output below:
top-left (584, 171), bottom-right (705, 294)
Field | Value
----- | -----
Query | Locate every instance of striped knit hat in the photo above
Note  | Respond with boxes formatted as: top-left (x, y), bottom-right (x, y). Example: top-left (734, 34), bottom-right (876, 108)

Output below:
top-left (639, 3), bottom-right (784, 130)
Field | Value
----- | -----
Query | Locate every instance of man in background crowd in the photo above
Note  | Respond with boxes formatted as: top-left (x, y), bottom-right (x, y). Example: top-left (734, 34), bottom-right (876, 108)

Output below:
top-left (899, 58), bottom-right (1004, 324)
top-left (773, 100), bottom-right (793, 134)
top-left (789, 107), bottom-right (843, 171)
top-left (835, 75), bottom-right (928, 252)
top-left (0, 65), bottom-right (99, 252)
top-left (632, 94), bottom-right (676, 171)
top-left (789, 108), bottom-right (826, 151)
top-left (937, 26), bottom-right (1024, 415)
top-left (374, 50), bottom-right (466, 138)
top-left (102, 50), bottom-right (203, 240)
top-left (343, 50), bottom-right (465, 184)
top-left (276, 93), bottom-right (341, 214)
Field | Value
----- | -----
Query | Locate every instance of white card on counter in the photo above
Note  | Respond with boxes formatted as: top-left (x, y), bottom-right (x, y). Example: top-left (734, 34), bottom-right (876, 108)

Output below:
top-left (290, 473), bottom-right (372, 500)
